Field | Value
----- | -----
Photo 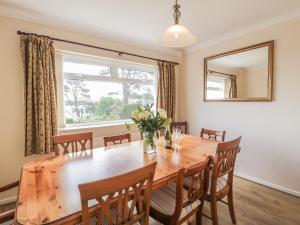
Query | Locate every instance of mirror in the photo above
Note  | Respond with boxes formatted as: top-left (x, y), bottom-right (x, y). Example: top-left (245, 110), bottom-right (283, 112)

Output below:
top-left (204, 41), bottom-right (274, 102)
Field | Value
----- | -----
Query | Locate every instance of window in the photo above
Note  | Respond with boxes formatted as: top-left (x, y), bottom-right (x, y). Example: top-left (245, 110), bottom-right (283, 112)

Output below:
top-left (207, 75), bottom-right (226, 99)
top-left (62, 54), bottom-right (157, 127)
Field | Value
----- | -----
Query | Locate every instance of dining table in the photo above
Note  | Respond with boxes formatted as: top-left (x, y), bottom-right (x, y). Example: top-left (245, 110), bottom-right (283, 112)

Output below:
top-left (15, 134), bottom-right (219, 225)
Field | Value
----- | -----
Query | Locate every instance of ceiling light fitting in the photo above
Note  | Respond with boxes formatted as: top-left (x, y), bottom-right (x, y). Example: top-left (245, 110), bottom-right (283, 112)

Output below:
top-left (160, 0), bottom-right (197, 48)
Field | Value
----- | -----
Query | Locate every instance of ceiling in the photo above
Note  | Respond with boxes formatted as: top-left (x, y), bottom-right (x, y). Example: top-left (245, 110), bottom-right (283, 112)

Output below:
top-left (0, 0), bottom-right (300, 54)
top-left (209, 47), bottom-right (268, 70)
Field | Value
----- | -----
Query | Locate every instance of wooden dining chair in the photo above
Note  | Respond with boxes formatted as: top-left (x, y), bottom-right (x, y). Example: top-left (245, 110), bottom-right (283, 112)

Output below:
top-left (171, 121), bottom-right (188, 134)
top-left (53, 131), bottom-right (93, 155)
top-left (200, 128), bottom-right (226, 141)
top-left (150, 157), bottom-right (211, 225)
top-left (103, 133), bottom-right (131, 147)
top-left (204, 136), bottom-right (242, 225)
top-left (78, 162), bottom-right (157, 225)
top-left (0, 181), bottom-right (19, 224)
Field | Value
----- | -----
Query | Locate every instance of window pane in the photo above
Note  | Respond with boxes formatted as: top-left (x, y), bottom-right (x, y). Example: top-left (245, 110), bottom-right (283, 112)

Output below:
top-left (64, 79), bottom-right (155, 125)
top-left (207, 76), bottom-right (225, 99)
top-left (63, 61), bottom-right (111, 77)
top-left (117, 67), bottom-right (154, 81)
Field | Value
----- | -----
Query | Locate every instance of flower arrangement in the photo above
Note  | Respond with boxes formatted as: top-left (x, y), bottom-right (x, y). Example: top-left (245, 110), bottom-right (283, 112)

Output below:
top-left (126, 104), bottom-right (171, 153)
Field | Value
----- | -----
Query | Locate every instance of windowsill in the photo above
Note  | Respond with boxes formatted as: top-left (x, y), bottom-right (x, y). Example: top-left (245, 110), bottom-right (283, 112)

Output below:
top-left (59, 121), bottom-right (135, 132)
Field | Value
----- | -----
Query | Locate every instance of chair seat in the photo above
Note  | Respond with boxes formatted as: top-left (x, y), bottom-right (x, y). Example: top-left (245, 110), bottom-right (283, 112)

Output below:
top-left (1, 220), bottom-right (14, 225)
top-left (151, 182), bottom-right (200, 220)
top-left (183, 175), bottom-right (228, 193)
top-left (211, 175), bottom-right (227, 192)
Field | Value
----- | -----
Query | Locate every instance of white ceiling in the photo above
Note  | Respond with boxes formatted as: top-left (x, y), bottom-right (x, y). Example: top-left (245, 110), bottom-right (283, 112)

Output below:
top-left (0, 0), bottom-right (300, 55)
top-left (209, 46), bottom-right (268, 70)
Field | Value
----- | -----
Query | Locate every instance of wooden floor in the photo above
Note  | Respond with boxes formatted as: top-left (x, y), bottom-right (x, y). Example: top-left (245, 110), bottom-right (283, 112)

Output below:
top-left (200, 177), bottom-right (300, 225)
top-left (1, 177), bottom-right (300, 225)
top-left (151, 176), bottom-right (300, 225)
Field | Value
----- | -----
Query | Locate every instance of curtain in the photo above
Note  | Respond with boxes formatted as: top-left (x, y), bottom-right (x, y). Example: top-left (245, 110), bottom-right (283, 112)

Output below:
top-left (20, 34), bottom-right (58, 155)
top-left (228, 75), bottom-right (237, 98)
top-left (157, 61), bottom-right (176, 119)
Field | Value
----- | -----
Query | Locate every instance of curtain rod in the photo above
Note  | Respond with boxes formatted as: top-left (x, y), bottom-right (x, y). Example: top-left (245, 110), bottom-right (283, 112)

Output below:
top-left (208, 70), bottom-right (236, 77)
top-left (17, 31), bottom-right (179, 65)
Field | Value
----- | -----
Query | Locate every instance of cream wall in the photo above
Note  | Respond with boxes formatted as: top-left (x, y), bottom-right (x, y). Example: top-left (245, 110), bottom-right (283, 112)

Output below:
top-left (179, 18), bottom-right (300, 196)
top-left (0, 16), bottom-right (181, 203)
top-left (243, 67), bottom-right (268, 97)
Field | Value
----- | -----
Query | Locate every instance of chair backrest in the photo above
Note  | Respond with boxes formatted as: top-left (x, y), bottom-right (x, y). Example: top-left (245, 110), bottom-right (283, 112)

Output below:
top-left (172, 158), bottom-right (211, 221)
top-left (78, 162), bottom-right (157, 225)
top-left (0, 181), bottom-right (19, 223)
top-left (211, 137), bottom-right (242, 192)
top-left (103, 133), bottom-right (131, 147)
top-left (171, 121), bottom-right (188, 134)
top-left (52, 132), bottom-right (93, 155)
top-left (200, 128), bottom-right (226, 141)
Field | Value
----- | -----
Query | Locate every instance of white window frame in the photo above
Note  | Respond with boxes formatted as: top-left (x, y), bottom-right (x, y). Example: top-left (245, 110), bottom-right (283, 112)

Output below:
top-left (207, 75), bottom-right (227, 99)
top-left (61, 53), bottom-right (158, 128)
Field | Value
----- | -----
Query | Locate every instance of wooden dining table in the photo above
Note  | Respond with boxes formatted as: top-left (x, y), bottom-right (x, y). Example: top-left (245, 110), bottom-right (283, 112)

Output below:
top-left (15, 135), bottom-right (219, 225)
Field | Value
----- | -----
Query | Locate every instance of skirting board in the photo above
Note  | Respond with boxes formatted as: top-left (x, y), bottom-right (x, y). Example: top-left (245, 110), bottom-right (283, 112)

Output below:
top-left (0, 196), bottom-right (17, 205)
top-left (234, 172), bottom-right (300, 198)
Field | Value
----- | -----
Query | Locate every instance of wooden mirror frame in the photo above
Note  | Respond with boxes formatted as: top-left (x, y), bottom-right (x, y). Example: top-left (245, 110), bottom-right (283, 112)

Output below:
top-left (204, 40), bottom-right (274, 102)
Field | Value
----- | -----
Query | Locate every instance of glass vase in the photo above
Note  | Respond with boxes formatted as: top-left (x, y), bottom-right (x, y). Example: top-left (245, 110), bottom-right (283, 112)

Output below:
top-left (142, 131), bottom-right (157, 154)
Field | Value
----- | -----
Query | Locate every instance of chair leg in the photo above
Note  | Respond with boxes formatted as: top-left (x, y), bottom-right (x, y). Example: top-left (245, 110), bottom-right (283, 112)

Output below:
top-left (196, 201), bottom-right (205, 225)
top-left (227, 190), bottom-right (237, 224)
top-left (210, 199), bottom-right (218, 225)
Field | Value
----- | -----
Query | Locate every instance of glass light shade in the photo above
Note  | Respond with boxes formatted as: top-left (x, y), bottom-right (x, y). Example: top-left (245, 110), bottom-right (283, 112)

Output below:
top-left (160, 24), bottom-right (197, 48)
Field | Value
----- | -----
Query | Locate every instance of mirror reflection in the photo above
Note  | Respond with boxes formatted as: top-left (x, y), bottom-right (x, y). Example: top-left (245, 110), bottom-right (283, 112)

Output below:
top-left (204, 42), bottom-right (273, 101)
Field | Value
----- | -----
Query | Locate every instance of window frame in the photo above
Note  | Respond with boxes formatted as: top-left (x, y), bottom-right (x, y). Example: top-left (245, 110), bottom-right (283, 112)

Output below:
top-left (61, 53), bottom-right (158, 128)
top-left (206, 75), bottom-right (227, 99)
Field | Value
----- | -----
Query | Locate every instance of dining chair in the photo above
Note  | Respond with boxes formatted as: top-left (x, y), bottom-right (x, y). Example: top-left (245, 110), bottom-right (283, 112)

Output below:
top-left (53, 131), bottom-right (93, 155)
top-left (0, 181), bottom-right (19, 224)
top-left (150, 157), bottom-right (211, 225)
top-left (200, 128), bottom-right (226, 141)
top-left (171, 121), bottom-right (188, 134)
top-left (204, 136), bottom-right (242, 225)
top-left (103, 133), bottom-right (131, 147)
top-left (78, 162), bottom-right (157, 225)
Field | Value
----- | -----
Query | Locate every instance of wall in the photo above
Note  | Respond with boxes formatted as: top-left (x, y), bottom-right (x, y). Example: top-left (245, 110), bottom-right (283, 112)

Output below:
top-left (179, 18), bottom-right (300, 196)
top-left (236, 71), bottom-right (247, 98)
top-left (0, 16), bottom-right (180, 203)
top-left (244, 67), bottom-right (268, 97)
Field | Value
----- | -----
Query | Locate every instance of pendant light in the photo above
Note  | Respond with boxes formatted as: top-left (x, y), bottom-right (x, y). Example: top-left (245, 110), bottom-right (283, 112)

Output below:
top-left (160, 0), bottom-right (197, 48)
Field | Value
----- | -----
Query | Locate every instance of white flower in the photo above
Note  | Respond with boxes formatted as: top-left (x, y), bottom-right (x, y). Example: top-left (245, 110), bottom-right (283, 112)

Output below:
top-left (158, 108), bottom-right (167, 119)
top-left (131, 110), bottom-right (140, 121)
top-left (140, 110), bottom-right (151, 120)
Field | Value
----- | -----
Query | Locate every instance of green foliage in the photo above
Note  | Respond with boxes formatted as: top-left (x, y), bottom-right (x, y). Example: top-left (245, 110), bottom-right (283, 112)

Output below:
top-left (127, 105), bottom-right (171, 149)
top-left (65, 117), bottom-right (74, 124)
top-left (64, 79), bottom-right (94, 119)
top-left (125, 122), bottom-right (131, 131)
top-left (64, 80), bottom-right (155, 124)
top-left (95, 96), bottom-right (122, 117)
top-left (120, 103), bottom-right (140, 119)
top-left (129, 104), bottom-right (171, 133)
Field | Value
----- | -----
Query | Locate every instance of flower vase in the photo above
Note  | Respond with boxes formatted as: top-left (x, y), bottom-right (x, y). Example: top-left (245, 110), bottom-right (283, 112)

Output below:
top-left (142, 131), bottom-right (157, 154)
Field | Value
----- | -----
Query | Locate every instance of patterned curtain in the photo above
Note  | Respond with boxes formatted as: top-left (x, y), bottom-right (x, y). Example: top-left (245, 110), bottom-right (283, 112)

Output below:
top-left (20, 34), bottom-right (58, 155)
top-left (229, 75), bottom-right (237, 98)
top-left (157, 61), bottom-right (176, 119)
